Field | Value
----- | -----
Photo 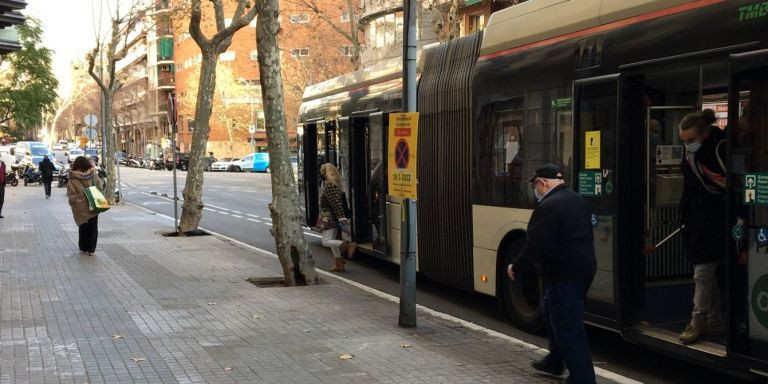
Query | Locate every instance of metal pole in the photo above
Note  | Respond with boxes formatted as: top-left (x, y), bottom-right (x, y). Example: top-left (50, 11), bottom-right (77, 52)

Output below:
top-left (398, 0), bottom-right (418, 328)
top-left (399, 198), bottom-right (417, 327)
top-left (114, 128), bottom-right (122, 202)
top-left (170, 115), bottom-right (178, 232)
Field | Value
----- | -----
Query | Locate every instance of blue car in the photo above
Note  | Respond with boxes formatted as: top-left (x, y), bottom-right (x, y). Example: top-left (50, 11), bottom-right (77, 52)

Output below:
top-left (231, 152), bottom-right (270, 172)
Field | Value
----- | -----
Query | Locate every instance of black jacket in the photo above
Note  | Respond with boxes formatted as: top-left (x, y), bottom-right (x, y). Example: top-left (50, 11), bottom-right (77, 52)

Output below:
top-left (680, 128), bottom-right (726, 264)
top-left (514, 184), bottom-right (597, 286)
top-left (39, 159), bottom-right (55, 182)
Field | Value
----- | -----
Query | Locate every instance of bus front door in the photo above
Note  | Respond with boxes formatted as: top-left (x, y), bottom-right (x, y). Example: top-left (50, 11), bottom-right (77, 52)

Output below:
top-left (728, 50), bottom-right (768, 371)
top-left (348, 112), bottom-right (389, 255)
top-left (301, 120), bottom-right (339, 228)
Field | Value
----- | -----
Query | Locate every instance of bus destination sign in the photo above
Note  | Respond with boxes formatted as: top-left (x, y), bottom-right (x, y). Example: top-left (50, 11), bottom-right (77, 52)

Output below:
top-left (388, 112), bottom-right (419, 199)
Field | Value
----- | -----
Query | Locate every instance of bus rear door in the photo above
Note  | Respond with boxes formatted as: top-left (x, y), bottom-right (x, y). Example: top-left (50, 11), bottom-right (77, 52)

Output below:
top-left (348, 111), bottom-right (390, 256)
top-left (727, 49), bottom-right (768, 375)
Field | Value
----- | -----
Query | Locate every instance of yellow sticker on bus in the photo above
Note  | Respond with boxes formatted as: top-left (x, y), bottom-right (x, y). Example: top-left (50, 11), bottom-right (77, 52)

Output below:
top-left (585, 130), bottom-right (601, 170)
top-left (388, 112), bottom-right (419, 199)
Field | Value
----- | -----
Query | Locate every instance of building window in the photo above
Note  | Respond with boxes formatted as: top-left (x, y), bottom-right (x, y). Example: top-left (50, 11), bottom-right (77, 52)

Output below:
top-left (219, 51), bottom-right (235, 61)
top-left (366, 12), bottom-right (403, 49)
top-left (291, 48), bottom-right (309, 57)
top-left (466, 13), bottom-right (485, 35)
top-left (250, 50), bottom-right (259, 61)
top-left (290, 14), bottom-right (309, 23)
top-left (340, 46), bottom-right (354, 56)
top-left (340, 12), bottom-right (350, 22)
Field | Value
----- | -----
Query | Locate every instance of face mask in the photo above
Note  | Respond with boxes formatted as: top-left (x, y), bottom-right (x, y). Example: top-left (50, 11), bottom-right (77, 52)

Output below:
top-left (685, 141), bottom-right (702, 153)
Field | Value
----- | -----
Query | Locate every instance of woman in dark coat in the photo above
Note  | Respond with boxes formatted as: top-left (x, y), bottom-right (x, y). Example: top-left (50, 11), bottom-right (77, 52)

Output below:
top-left (677, 109), bottom-right (726, 344)
top-left (67, 156), bottom-right (102, 255)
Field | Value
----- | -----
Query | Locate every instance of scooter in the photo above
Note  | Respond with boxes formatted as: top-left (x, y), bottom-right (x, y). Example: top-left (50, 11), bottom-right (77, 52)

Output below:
top-left (23, 166), bottom-right (41, 186)
top-left (5, 172), bottom-right (18, 187)
top-left (57, 168), bottom-right (69, 188)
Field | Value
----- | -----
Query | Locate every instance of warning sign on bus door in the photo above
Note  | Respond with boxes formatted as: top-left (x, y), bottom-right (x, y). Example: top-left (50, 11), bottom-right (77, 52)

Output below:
top-left (585, 131), bottom-right (601, 169)
top-left (388, 112), bottom-right (419, 199)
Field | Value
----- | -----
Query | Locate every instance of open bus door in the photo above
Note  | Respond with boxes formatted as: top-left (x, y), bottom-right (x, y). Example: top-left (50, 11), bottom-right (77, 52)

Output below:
top-left (301, 120), bottom-right (339, 228)
top-left (727, 49), bottom-right (768, 376)
top-left (348, 111), bottom-right (389, 256)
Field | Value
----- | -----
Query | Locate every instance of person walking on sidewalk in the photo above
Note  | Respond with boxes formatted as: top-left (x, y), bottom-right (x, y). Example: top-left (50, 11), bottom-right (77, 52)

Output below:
top-left (677, 109), bottom-right (727, 344)
top-left (67, 156), bottom-right (102, 255)
top-left (507, 164), bottom-right (597, 384)
top-left (319, 163), bottom-right (355, 272)
top-left (39, 155), bottom-right (54, 199)
top-left (0, 159), bottom-right (5, 218)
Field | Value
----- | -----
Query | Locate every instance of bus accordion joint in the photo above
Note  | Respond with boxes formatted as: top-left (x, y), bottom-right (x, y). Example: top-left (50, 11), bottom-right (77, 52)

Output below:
top-left (641, 225), bottom-right (686, 256)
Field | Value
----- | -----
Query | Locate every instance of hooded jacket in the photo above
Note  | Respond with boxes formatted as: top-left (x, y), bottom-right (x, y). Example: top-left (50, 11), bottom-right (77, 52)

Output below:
top-left (39, 158), bottom-right (55, 182)
top-left (67, 169), bottom-right (101, 225)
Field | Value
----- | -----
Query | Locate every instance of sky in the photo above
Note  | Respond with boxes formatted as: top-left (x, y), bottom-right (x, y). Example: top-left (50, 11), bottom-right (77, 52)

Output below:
top-left (25, 0), bottom-right (130, 97)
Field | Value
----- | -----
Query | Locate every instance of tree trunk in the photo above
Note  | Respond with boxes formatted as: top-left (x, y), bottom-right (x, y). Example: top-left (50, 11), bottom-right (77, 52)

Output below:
top-left (346, 0), bottom-right (361, 70)
top-left (257, 0), bottom-right (318, 286)
top-left (178, 50), bottom-right (218, 233)
top-left (103, 91), bottom-right (117, 205)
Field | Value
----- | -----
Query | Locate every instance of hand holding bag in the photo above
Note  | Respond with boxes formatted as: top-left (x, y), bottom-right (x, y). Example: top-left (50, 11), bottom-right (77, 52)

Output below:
top-left (84, 179), bottom-right (110, 213)
top-left (315, 209), bottom-right (331, 230)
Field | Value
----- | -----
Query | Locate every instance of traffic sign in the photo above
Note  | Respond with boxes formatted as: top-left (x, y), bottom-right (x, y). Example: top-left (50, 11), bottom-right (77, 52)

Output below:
top-left (84, 114), bottom-right (98, 127)
top-left (388, 112), bottom-right (419, 199)
top-left (84, 128), bottom-right (98, 140)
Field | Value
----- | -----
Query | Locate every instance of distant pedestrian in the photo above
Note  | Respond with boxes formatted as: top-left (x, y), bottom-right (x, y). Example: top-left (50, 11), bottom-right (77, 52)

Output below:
top-left (318, 163), bottom-right (355, 272)
top-left (39, 155), bottom-right (55, 199)
top-left (508, 164), bottom-right (597, 384)
top-left (67, 156), bottom-right (102, 255)
top-left (0, 159), bottom-right (6, 218)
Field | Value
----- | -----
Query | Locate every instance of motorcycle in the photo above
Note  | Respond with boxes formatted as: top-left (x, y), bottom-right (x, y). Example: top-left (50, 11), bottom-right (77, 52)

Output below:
top-left (127, 156), bottom-right (143, 168)
top-left (23, 166), bottom-right (41, 186)
top-left (57, 168), bottom-right (69, 188)
top-left (5, 172), bottom-right (18, 187)
top-left (147, 157), bottom-right (164, 170)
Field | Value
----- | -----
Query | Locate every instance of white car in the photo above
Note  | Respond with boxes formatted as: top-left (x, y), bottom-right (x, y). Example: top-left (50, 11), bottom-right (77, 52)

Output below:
top-left (68, 148), bottom-right (84, 162)
top-left (211, 157), bottom-right (238, 172)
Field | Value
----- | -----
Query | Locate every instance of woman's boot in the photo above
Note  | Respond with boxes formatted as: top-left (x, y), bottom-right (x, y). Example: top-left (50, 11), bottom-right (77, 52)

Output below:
top-left (329, 257), bottom-right (345, 272)
top-left (341, 241), bottom-right (357, 260)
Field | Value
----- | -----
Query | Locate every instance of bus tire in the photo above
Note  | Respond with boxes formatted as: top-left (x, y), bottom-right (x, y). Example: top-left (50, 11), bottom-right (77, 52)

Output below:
top-left (499, 239), bottom-right (545, 333)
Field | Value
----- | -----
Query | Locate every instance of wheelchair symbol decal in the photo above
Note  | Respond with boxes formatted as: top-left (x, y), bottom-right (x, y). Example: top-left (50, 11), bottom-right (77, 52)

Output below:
top-left (757, 227), bottom-right (768, 248)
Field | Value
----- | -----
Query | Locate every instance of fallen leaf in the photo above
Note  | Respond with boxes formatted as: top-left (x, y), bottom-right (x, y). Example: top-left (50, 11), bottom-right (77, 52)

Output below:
top-left (112, 335), bottom-right (123, 340)
top-left (207, 302), bottom-right (216, 306)
top-left (304, 329), bottom-right (310, 333)
top-left (251, 314), bottom-right (261, 320)
top-left (400, 344), bottom-right (413, 349)
top-left (339, 353), bottom-right (354, 360)
top-left (130, 357), bottom-right (146, 363)
top-left (224, 367), bottom-right (233, 371)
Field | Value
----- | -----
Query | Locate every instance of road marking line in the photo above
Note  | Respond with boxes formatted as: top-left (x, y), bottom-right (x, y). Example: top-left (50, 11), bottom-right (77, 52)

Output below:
top-left (207, 204), bottom-right (230, 211)
top-left (203, 208), bottom-right (215, 212)
top-left (247, 218), bottom-right (261, 223)
top-left (218, 211), bottom-right (229, 215)
top-left (123, 202), bottom-right (642, 384)
top-left (231, 215), bottom-right (244, 219)
top-left (246, 214), bottom-right (261, 218)
top-left (231, 210), bottom-right (243, 214)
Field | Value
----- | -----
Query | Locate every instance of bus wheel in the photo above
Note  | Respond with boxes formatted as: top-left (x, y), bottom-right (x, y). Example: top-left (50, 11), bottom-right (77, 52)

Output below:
top-left (499, 240), bottom-right (545, 333)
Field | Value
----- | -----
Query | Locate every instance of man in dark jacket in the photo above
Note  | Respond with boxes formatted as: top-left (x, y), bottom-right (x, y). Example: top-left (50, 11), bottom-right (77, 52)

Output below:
top-left (39, 155), bottom-right (55, 199)
top-left (0, 160), bottom-right (5, 218)
top-left (508, 164), bottom-right (597, 384)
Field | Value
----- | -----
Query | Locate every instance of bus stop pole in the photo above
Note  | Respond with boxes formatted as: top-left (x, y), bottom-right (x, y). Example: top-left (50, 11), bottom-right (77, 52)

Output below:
top-left (398, 0), bottom-right (418, 328)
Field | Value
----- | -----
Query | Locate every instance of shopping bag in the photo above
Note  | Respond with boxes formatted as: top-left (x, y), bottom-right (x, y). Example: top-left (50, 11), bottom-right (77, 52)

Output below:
top-left (84, 185), bottom-right (111, 213)
top-left (315, 209), bottom-right (332, 230)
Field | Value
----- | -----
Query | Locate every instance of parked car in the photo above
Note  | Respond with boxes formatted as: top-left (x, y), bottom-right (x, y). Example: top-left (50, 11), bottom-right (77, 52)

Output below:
top-left (211, 157), bottom-right (237, 172)
top-left (230, 152), bottom-right (269, 172)
top-left (84, 148), bottom-right (99, 158)
top-left (68, 148), bottom-right (84, 162)
top-left (165, 152), bottom-right (190, 171)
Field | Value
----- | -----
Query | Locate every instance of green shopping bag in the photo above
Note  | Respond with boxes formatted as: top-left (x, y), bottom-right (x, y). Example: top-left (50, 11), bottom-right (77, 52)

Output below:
top-left (85, 185), bottom-right (110, 213)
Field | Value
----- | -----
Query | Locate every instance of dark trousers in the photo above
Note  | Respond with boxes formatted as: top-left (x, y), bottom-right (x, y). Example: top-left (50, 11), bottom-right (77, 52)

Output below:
top-left (43, 180), bottom-right (52, 197)
top-left (0, 183), bottom-right (4, 214)
top-left (542, 280), bottom-right (596, 384)
top-left (78, 216), bottom-right (98, 253)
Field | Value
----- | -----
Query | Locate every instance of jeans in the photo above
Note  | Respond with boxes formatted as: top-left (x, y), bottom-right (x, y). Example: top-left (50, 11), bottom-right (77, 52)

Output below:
top-left (0, 183), bottom-right (4, 214)
top-left (692, 262), bottom-right (721, 324)
top-left (543, 280), bottom-right (596, 384)
top-left (43, 181), bottom-right (52, 197)
top-left (321, 227), bottom-right (343, 259)
top-left (78, 216), bottom-right (98, 253)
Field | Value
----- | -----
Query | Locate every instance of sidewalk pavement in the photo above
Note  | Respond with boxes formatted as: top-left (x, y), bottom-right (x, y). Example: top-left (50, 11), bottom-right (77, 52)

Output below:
top-left (0, 185), bottom-right (628, 384)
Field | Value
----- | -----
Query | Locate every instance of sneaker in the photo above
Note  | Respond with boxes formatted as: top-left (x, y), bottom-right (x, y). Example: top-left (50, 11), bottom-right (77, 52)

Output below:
top-left (679, 322), bottom-right (703, 344)
top-left (531, 359), bottom-right (565, 378)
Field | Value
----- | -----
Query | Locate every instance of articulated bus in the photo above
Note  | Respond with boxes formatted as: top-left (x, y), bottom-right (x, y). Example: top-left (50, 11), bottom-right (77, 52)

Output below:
top-left (298, 0), bottom-right (768, 377)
